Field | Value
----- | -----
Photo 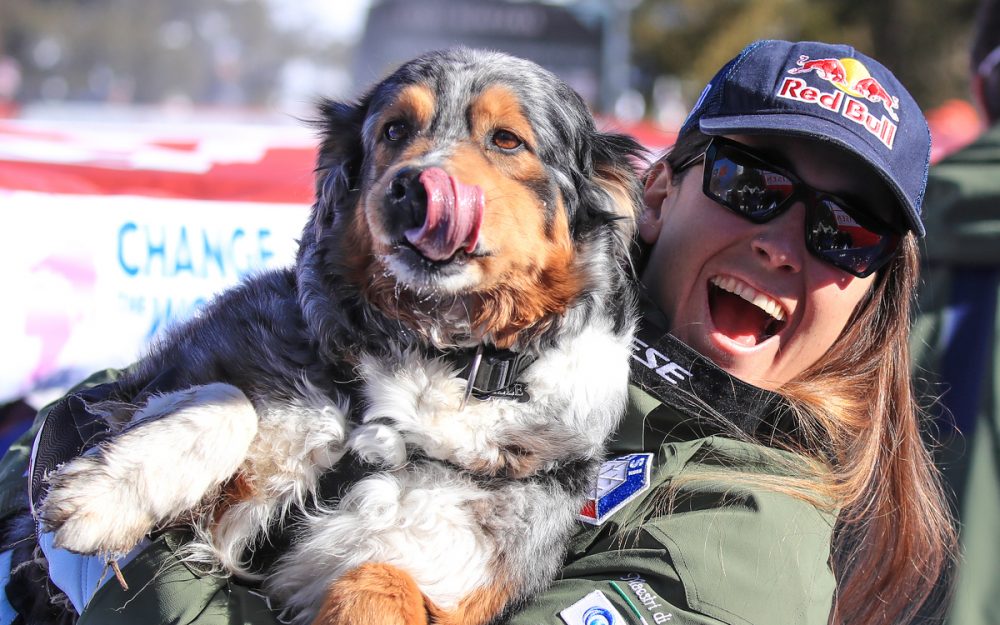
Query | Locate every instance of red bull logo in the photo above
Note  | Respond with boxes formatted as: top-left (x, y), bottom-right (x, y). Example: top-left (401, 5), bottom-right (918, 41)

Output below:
top-left (779, 55), bottom-right (900, 148)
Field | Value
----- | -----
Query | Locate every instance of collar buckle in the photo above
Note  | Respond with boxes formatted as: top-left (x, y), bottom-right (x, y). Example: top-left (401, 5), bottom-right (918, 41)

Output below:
top-left (459, 345), bottom-right (535, 407)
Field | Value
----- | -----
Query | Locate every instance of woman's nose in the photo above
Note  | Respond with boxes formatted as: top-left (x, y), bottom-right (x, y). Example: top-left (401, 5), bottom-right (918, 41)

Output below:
top-left (750, 204), bottom-right (806, 272)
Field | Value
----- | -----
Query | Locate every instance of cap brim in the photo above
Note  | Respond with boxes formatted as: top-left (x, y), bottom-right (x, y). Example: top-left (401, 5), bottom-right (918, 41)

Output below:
top-left (699, 113), bottom-right (925, 237)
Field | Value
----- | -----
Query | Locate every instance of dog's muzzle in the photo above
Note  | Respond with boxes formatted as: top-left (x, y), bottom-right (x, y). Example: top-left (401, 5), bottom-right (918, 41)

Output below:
top-left (387, 167), bottom-right (484, 262)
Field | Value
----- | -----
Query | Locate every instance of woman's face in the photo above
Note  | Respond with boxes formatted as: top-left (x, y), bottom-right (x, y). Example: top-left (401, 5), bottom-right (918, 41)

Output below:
top-left (639, 134), bottom-right (897, 390)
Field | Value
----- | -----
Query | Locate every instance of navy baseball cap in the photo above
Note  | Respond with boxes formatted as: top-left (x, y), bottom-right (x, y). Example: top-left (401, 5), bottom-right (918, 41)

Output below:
top-left (679, 40), bottom-right (930, 236)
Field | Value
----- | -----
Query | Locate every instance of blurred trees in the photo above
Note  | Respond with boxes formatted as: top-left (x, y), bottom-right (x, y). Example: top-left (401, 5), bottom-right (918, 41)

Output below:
top-left (632, 0), bottom-right (981, 115)
top-left (0, 0), bottom-right (343, 107)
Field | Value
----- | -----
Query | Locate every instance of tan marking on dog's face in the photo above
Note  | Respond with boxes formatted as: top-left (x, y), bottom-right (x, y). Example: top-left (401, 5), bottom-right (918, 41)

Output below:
top-left (469, 84), bottom-right (537, 154)
top-left (371, 84), bottom-right (435, 170)
top-left (354, 81), bottom-right (589, 347)
top-left (378, 83), bottom-right (436, 139)
top-left (447, 105), bottom-right (583, 346)
top-left (464, 86), bottom-right (585, 343)
top-left (363, 84), bottom-right (437, 253)
top-left (341, 193), bottom-right (382, 297)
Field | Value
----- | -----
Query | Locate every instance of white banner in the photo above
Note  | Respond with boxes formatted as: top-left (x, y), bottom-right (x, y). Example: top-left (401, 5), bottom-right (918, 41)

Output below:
top-left (0, 190), bottom-right (308, 401)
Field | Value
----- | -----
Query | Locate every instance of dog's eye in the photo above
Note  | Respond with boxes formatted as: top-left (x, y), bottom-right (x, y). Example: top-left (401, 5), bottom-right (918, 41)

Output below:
top-left (383, 121), bottom-right (410, 143)
top-left (491, 129), bottom-right (524, 152)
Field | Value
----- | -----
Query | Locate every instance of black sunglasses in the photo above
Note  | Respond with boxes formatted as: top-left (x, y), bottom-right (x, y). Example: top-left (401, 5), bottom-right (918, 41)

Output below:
top-left (674, 137), bottom-right (901, 278)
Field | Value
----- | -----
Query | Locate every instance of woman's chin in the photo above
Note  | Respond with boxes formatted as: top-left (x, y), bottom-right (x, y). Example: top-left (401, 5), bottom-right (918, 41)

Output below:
top-left (702, 329), bottom-right (785, 390)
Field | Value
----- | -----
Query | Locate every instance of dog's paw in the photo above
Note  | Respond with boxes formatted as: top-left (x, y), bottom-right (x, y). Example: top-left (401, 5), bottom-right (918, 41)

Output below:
top-left (39, 383), bottom-right (259, 555)
top-left (347, 424), bottom-right (407, 469)
top-left (39, 454), bottom-right (154, 555)
top-left (456, 423), bottom-right (585, 478)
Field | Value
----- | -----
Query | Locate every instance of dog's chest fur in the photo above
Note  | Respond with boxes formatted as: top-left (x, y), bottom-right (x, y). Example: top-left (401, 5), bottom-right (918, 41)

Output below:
top-left (129, 265), bottom-right (631, 619)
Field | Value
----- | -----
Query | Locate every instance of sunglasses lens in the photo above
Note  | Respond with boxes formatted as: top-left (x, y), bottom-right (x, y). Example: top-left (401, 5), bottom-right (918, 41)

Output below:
top-left (707, 154), bottom-right (794, 221)
top-left (702, 139), bottom-right (900, 277)
top-left (808, 199), bottom-right (899, 276)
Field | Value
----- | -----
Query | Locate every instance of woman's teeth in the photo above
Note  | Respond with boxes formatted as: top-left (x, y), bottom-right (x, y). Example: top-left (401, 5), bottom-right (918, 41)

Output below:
top-left (710, 276), bottom-right (786, 322)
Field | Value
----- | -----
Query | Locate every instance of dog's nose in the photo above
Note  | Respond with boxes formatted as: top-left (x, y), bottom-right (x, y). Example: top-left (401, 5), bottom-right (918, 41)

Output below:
top-left (386, 167), bottom-right (428, 229)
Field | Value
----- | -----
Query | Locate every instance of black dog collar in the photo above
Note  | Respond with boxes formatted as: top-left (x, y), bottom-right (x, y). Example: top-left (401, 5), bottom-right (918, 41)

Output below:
top-left (450, 345), bottom-right (536, 405)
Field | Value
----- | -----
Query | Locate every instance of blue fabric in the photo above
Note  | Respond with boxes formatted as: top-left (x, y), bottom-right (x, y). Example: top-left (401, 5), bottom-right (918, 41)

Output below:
top-left (940, 268), bottom-right (1000, 434)
top-left (0, 549), bottom-right (14, 625)
top-left (38, 531), bottom-right (148, 615)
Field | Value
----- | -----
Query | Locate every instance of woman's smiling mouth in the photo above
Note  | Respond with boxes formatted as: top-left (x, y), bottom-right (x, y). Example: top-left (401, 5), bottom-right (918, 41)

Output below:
top-left (708, 275), bottom-right (788, 347)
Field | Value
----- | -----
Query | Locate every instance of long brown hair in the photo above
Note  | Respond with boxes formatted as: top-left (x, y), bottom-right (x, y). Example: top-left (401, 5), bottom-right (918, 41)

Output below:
top-left (659, 130), bottom-right (957, 625)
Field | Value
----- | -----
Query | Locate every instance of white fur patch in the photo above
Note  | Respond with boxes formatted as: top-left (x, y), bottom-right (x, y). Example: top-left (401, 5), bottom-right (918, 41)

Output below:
top-left (40, 383), bottom-right (258, 556)
top-left (187, 384), bottom-right (351, 576)
top-left (383, 252), bottom-right (483, 294)
top-left (268, 465), bottom-right (494, 624)
top-left (356, 320), bottom-right (631, 474)
top-left (348, 423), bottom-right (407, 468)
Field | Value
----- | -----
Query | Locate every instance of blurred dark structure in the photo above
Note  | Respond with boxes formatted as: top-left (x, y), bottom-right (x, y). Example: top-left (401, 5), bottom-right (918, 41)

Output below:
top-left (0, 0), bottom-right (325, 108)
top-left (353, 0), bottom-right (610, 109)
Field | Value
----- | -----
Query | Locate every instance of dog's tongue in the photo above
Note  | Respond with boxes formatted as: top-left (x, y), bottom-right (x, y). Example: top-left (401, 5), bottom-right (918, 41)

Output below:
top-left (404, 168), bottom-right (484, 262)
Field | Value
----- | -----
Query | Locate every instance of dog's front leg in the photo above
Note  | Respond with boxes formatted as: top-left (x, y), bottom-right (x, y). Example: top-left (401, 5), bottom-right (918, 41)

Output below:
top-left (38, 383), bottom-right (258, 555)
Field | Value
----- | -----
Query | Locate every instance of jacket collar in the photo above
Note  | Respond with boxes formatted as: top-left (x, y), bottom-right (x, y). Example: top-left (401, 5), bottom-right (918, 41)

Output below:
top-left (610, 298), bottom-right (793, 453)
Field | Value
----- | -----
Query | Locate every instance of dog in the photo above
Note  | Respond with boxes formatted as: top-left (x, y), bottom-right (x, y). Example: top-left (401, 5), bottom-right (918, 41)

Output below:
top-left (35, 48), bottom-right (642, 625)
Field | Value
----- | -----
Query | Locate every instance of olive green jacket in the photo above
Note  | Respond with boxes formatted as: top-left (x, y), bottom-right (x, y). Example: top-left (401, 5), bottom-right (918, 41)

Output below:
top-left (507, 382), bottom-right (835, 625)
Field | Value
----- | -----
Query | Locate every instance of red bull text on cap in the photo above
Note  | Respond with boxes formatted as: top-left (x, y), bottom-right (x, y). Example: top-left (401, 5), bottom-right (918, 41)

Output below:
top-left (780, 55), bottom-right (900, 147)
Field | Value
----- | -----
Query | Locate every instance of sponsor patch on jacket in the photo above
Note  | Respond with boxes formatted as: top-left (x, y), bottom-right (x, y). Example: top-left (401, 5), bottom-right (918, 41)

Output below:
top-left (610, 574), bottom-right (673, 624)
top-left (579, 453), bottom-right (653, 525)
top-left (559, 590), bottom-right (627, 625)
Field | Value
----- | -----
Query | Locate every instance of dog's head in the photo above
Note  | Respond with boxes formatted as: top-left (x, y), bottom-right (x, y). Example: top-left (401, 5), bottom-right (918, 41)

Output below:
top-left (298, 49), bottom-right (643, 352)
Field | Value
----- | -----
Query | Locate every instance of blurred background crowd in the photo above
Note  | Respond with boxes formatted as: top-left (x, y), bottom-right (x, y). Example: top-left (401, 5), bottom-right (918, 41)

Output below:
top-left (0, 0), bottom-right (986, 147)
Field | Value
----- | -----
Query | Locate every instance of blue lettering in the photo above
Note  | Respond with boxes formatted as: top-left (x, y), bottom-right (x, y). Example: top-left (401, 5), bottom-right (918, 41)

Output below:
top-left (118, 222), bottom-right (284, 279)
top-left (232, 228), bottom-right (249, 277)
top-left (146, 296), bottom-right (174, 338)
top-left (258, 229), bottom-right (273, 265)
top-left (118, 222), bottom-right (139, 276)
top-left (203, 230), bottom-right (225, 278)
top-left (146, 296), bottom-right (210, 339)
top-left (145, 227), bottom-right (167, 276)
top-left (174, 226), bottom-right (194, 275)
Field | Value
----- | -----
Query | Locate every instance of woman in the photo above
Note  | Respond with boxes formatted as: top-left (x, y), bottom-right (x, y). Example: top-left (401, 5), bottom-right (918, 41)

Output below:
top-left (507, 39), bottom-right (955, 625)
top-left (1, 40), bottom-right (954, 625)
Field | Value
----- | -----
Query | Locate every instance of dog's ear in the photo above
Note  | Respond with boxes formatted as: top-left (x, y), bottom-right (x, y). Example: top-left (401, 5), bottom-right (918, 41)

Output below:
top-left (589, 132), bottom-right (646, 241)
top-left (305, 97), bottom-right (370, 243)
top-left (575, 130), bottom-right (646, 263)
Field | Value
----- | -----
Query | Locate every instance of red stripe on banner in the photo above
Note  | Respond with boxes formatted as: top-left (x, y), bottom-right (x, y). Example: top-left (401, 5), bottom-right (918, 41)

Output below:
top-left (0, 147), bottom-right (317, 203)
